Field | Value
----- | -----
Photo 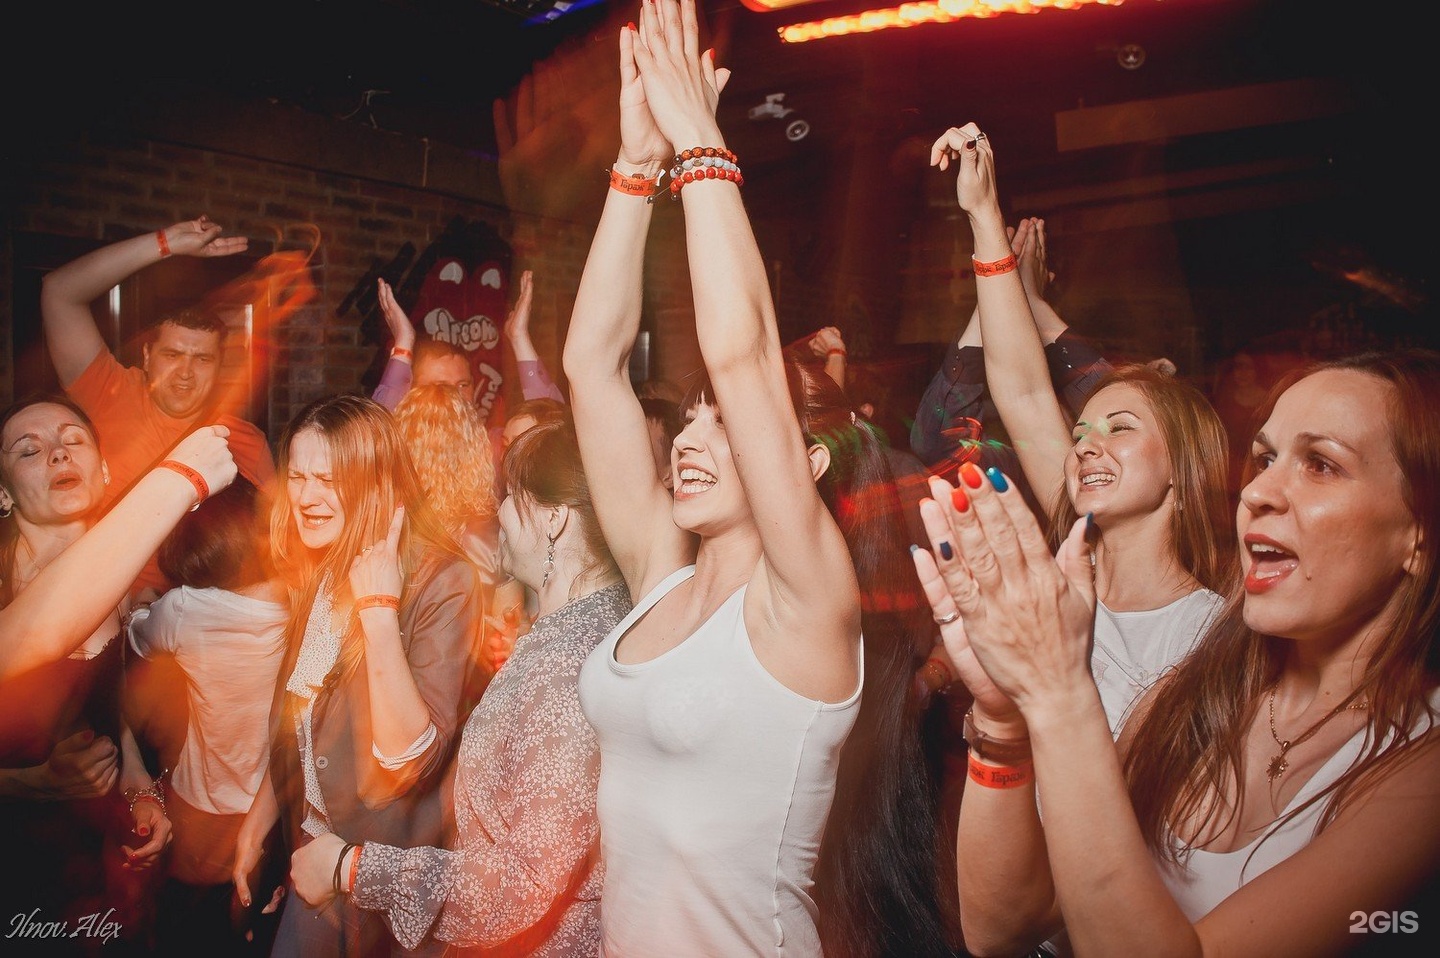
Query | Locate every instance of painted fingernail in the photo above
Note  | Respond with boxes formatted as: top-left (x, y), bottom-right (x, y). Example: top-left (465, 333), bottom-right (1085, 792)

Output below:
top-left (137, 827), bottom-right (149, 837)
top-left (965, 139), bottom-right (976, 151)
top-left (1085, 511), bottom-right (1099, 545)
top-left (704, 47), bottom-right (714, 59)
top-left (627, 21), bottom-right (636, 30)
top-left (986, 467), bottom-right (1009, 492)
top-left (242, 899), bottom-right (251, 908)
top-left (951, 487), bottom-right (970, 513)
top-left (908, 543), bottom-right (920, 555)
top-left (938, 541), bottom-right (954, 561)
top-left (960, 462), bottom-right (984, 489)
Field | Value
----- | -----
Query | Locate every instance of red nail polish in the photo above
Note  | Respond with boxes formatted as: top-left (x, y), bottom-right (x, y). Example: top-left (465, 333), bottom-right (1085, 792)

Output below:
top-left (960, 462), bottom-right (984, 489)
top-left (137, 827), bottom-right (149, 837)
top-left (627, 21), bottom-right (636, 30)
top-left (704, 48), bottom-right (714, 59)
top-left (951, 487), bottom-right (970, 513)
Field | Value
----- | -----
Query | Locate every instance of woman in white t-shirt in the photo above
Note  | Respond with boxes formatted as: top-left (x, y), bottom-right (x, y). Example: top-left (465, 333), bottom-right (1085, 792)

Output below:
top-left (129, 478), bottom-right (288, 953)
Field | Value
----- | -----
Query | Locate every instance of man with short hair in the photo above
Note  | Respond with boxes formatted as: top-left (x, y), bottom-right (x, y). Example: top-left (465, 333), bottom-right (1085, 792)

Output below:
top-left (41, 216), bottom-right (276, 593)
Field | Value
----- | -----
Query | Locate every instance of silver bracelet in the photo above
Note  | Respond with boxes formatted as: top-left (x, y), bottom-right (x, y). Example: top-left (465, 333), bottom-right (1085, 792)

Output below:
top-left (124, 779), bottom-right (167, 817)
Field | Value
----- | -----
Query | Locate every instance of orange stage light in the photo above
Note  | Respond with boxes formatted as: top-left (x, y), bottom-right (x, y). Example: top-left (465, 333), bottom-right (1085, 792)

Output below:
top-left (767, 0), bottom-right (1127, 44)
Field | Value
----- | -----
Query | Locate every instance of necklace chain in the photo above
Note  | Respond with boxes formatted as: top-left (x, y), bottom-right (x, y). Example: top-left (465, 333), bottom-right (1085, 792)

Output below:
top-left (1266, 687), bottom-right (1367, 782)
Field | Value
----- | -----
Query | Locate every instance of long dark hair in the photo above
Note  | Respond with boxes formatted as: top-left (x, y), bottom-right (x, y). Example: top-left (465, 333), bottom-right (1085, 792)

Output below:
top-left (682, 363), bottom-right (953, 958)
top-left (1125, 350), bottom-right (1440, 865)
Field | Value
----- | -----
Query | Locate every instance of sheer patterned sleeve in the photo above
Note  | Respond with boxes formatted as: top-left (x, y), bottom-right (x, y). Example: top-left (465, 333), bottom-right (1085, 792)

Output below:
top-left (352, 657), bottom-right (599, 951)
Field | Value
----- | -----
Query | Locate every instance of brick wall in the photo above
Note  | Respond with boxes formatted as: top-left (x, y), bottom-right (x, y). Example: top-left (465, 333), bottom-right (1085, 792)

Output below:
top-left (4, 104), bottom-right (701, 449)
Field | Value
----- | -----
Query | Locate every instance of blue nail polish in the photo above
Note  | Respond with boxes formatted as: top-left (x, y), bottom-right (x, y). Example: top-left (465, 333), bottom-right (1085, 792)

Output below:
top-left (939, 541), bottom-right (953, 561)
top-left (986, 467), bottom-right (1009, 493)
top-left (908, 543), bottom-right (919, 555)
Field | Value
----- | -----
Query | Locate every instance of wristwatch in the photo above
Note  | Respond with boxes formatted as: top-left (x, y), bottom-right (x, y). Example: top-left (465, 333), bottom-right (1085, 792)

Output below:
top-left (962, 708), bottom-right (1032, 765)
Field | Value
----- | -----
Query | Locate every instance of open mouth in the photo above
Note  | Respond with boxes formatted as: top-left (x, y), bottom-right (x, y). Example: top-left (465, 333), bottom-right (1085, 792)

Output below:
top-left (676, 466), bottom-right (717, 496)
top-left (1245, 537), bottom-right (1299, 593)
top-left (51, 472), bottom-right (82, 491)
top-left (1078, 470), bottom-right (1116, 489)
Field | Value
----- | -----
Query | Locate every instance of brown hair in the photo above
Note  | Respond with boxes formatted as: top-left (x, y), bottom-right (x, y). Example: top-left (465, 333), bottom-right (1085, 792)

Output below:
top-left (269, 395), bottom-right (462, 664)
top-left (1125, 350), bottom-right (1440, 865)
top-left (395, 383), bottom-right (499, 528)
top-left (159, 478), bottom-right (273, 590)
top-left (1049, 363), bottom-right (1235, 593)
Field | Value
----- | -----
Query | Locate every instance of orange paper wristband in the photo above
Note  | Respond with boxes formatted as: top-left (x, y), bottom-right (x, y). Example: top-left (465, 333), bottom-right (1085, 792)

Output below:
top-left (156, 229), bottom-right (171, 258)
top-left (158, 459), bottom-right (208, 510)
top-left (355, 594), bottom-right (400, 612)
top-left (971, 253), bottom-right (1017, 277)
top-left (609, 168), bottom-right (660, 197)
top-left (967, 754), bottom-right (1034, 789)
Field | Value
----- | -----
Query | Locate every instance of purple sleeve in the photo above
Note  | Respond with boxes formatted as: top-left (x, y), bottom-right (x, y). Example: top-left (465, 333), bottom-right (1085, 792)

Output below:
top-left (516, 359), bottom-right (564, 404)
top-left (372, 358), bottom-right (413, 412)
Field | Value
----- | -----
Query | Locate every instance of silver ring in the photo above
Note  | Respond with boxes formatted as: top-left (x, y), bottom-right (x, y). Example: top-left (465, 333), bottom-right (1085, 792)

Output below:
top-left (933, 610), bottom-right (960, 626)
top-left (975, 132), bottom-right (987, 140)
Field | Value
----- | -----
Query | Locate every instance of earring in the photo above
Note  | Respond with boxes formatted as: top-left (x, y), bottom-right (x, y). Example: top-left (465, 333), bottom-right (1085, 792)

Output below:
top-left (541, 532), bottom-right (557, 588)
top-left (0, 502), bottom-right (11, 519)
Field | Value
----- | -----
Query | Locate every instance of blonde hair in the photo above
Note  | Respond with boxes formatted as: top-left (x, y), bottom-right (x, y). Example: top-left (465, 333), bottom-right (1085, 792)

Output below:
top-left (395, 384), bottom-right (499, 528)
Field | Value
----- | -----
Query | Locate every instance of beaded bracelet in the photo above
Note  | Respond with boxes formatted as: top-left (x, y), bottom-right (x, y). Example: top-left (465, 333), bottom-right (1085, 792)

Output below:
top-left (668, 147), bottom-right (744, 199)
top-left (124, 780), bottom-right (167, 817)
top-left (971, 253), bottom-right (1018, 277)
top-left (158, 459), bottom-right (209, 511)
top-left (355, 594), bottom-right (401, 612)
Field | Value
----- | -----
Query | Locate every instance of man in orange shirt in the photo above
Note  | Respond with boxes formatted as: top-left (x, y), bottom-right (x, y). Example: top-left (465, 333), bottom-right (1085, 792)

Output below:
top-left (41, 216), bottom-right (276, 595)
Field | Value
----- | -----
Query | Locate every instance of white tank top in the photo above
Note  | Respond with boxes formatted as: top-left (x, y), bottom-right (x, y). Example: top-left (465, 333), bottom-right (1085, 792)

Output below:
top-left (578, 566), bottom-right (862, 957)
top-left (1157, 689), bottom-right (1440, 919)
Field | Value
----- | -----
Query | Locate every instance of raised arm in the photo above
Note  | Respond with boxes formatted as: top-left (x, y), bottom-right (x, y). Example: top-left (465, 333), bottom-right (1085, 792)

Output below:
top-left (633, 0), bottom-right (859, 653)
top-left (372, 278), bottom-right (416, 412)
top-left (562, 21), bottom-right (692, 592)
top-left (41, 216), bottom-right (248, 386)
top-left (0, 426), bottom-right (237, 682)
top-left (504, 270), bottom-right (565, 403)
top-left (935, 128), bottom-right (1071, 508)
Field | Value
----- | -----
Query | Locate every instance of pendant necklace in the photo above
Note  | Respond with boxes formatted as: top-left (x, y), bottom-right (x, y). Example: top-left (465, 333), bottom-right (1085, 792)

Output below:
top-left (1266, 687), bottom-right (1368, 781)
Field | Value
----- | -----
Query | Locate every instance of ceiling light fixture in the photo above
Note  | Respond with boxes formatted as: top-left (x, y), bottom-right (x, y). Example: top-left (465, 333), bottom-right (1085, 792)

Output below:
top-left (768, 0), bottom-right (1127, 44)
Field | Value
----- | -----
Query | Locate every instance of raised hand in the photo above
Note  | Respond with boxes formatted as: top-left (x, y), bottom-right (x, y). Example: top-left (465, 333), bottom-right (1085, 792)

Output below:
top-left (349, 506), bottom-right (406, 608)
top-left (933, 464), bottom-right (1097, 714)
top-left (808, 326), bottom-right (845, 359)
top-left (913, 481), bottom-right (1021, 728)
top-left (502, 270), bottom-right (537, 355)
top-left (618, 23), bottom-right (671, 170)
top-left (930, 122), bottom-right (999, 217)
top-left (1013, 217), bottom-right (1055, 300)
top-left (159, 216), bottom-right (249, 259)
top-left (377, 278), bottom-right (417, 353)
top-left (631, 0), bottom-right (731, 150)
top-left (167, 424), bottom-right (239, 501)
